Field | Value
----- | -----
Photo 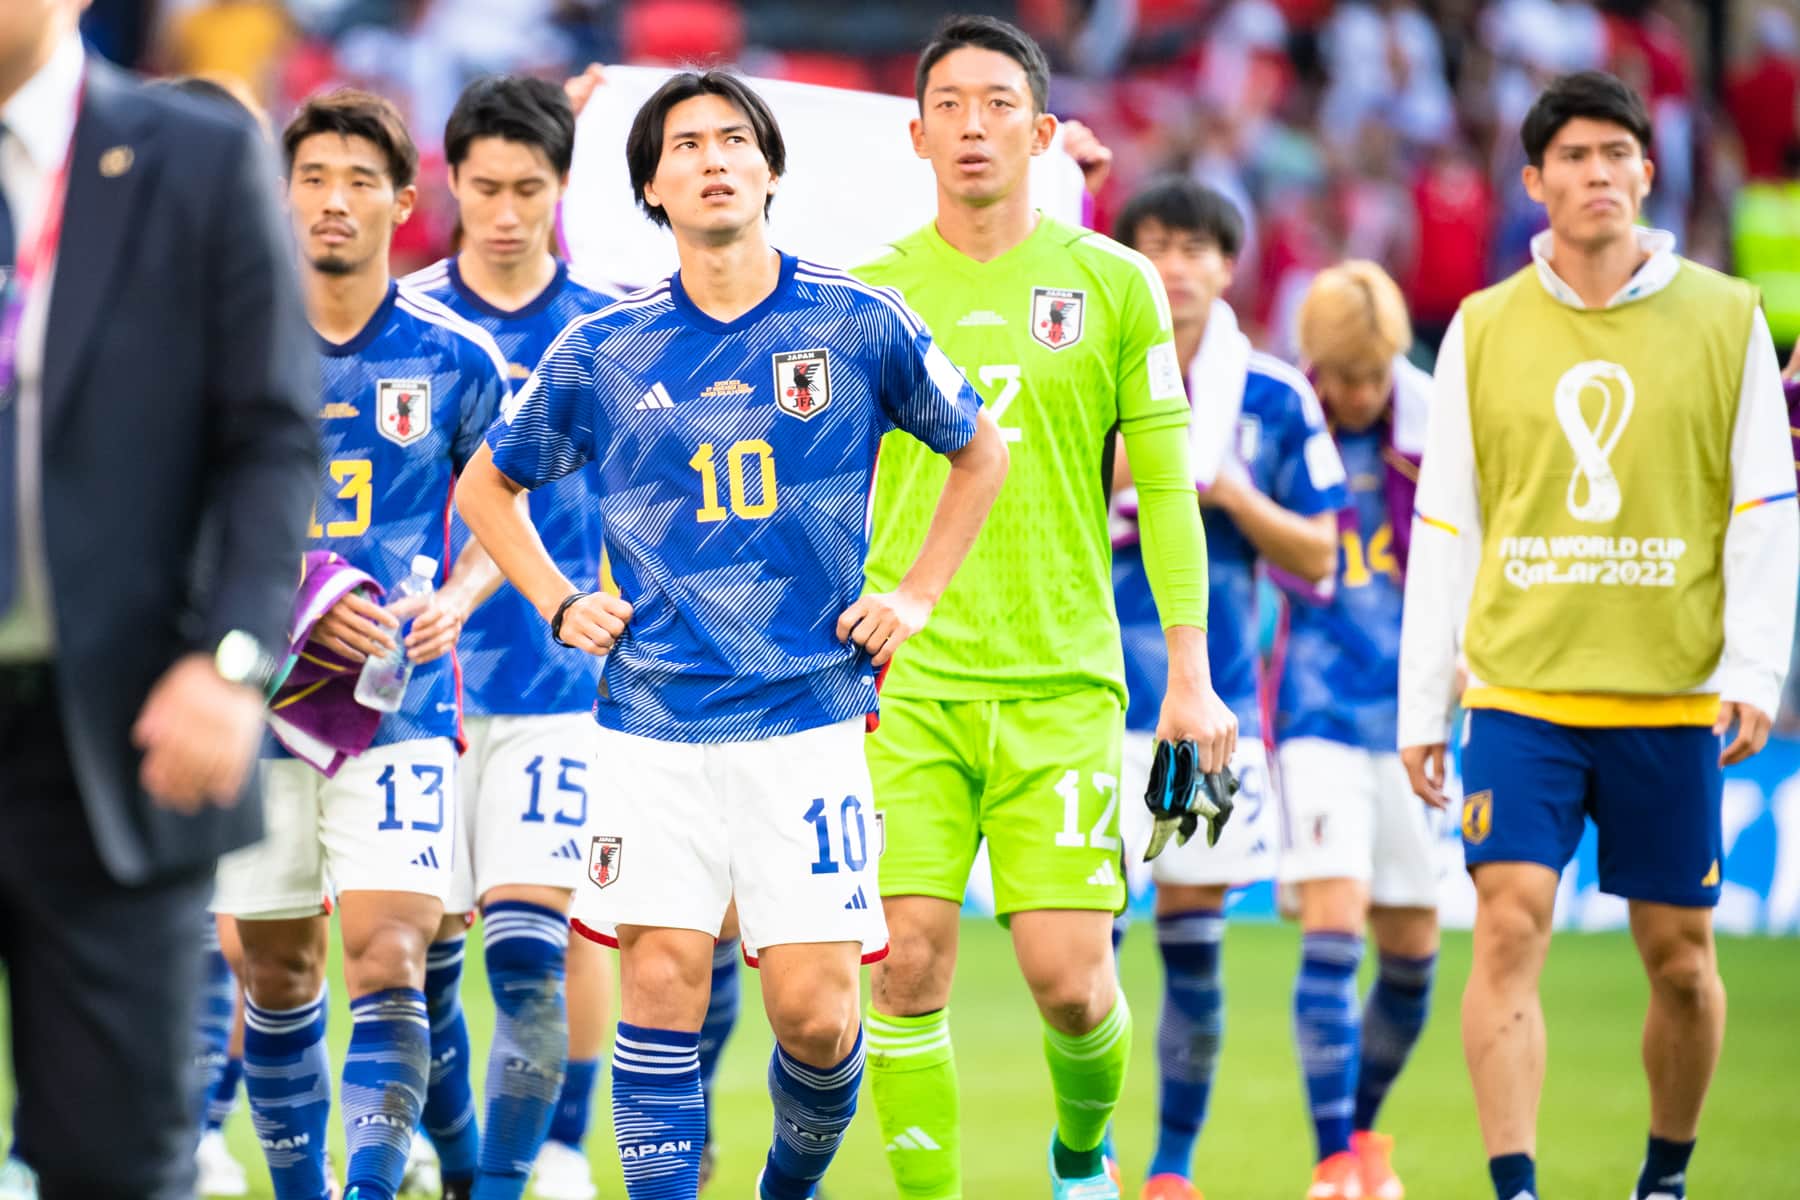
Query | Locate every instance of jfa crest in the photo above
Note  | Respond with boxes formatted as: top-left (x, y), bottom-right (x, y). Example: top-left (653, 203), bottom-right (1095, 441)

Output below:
top-left (1461, 790), bottom-right (1493, 845)
top-left (1030, 287), bottom-right (1086, 351)
top-left (588, 836), bottom-right (622, 889)
top-left (772, 349), bottom-right (831, 420)
top-left (377, 379), bottom-right (432, 447)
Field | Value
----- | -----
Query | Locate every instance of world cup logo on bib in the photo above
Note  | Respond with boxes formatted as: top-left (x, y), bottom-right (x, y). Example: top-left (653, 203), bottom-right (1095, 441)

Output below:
top-left (1553, 360), bottom-right (1634, 523)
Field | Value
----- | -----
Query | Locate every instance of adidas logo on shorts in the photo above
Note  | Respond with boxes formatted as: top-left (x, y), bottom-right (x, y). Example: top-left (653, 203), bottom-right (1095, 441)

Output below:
top-left (1086, 860), bottom-right (1118, 888)
top-left (843, 886), bottom-right (870, 911)
top-left (411, 847), bottom-right (441, 870)
top-left (886, 1126), bottom-right (941, 1152)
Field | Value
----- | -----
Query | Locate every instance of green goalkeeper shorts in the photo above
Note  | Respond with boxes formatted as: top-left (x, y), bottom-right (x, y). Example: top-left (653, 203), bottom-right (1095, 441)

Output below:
top-left (867, 688), bottom-right (1126, 916)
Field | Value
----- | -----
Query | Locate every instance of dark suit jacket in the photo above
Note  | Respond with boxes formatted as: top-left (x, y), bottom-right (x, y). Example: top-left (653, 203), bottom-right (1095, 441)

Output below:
top-left (41, 60), bottom-right (318, 885)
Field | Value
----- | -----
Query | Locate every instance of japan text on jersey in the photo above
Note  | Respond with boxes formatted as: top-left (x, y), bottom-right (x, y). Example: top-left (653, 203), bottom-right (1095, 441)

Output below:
top-left (486, 253), bottom-right (982, 744)
top-left (404, 256), bottom-right (617, 718)
top-left (1117, 352), bottom-right (1347, 736)
top-left (299, 281), bottom-right (509, 750)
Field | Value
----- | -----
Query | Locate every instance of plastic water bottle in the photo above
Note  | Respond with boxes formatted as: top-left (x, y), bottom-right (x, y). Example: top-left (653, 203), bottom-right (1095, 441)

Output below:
top-left (354, 554), bottom-right (439, 713)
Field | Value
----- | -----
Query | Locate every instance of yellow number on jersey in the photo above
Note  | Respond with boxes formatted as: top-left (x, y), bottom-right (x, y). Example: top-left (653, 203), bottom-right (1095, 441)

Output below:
top-left (308, 458), bottom-right (373, 538)
top-left (1340, 523), bottom-right (1400, 589)
top-left (688, 440), bottom-right (778, 523)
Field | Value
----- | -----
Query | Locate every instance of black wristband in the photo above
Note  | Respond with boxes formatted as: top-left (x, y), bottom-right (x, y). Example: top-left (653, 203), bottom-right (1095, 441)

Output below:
top-left (550, 591), bottom-right (592, 648)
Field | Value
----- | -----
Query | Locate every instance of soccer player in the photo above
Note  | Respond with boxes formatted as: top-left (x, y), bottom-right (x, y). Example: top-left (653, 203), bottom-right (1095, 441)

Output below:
top-left (1399, 72), bottom-right (1798, 1200)
top-left (402, 75), bottom-right (619, 1200)
top-left (455, 71), bottom-right (1007, 1200)
top-left (211, 90), bottom-right (510, 1200)
top-left (853, 18), bottom-right (1235, 1199)
top-left (1276, 261), bottom-right (1438, 1200)
top-left (1110, 180), bottom-right (1346, 1200)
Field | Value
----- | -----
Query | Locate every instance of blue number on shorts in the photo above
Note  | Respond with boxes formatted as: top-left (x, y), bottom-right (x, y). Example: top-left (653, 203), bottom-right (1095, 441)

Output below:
top-left (805, 795), bottom-right (869, 875)
top-left (840, 796), bottom-right (868, 872)
top-left (376, 763), bottom-right (446, 832)
top-left (523, 756), bottom-right (589, 826)
top-left (1236, 761), bottom-right (1263, 825)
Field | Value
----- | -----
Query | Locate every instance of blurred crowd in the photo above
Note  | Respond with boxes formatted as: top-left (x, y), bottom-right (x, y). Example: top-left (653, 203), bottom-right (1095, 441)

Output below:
top-left (80, 0), bottom-right (1800, 358)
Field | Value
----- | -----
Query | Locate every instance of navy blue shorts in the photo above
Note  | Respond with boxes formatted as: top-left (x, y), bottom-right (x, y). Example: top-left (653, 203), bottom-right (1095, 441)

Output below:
top-left (1459, 708), bottom-right (1723, 908)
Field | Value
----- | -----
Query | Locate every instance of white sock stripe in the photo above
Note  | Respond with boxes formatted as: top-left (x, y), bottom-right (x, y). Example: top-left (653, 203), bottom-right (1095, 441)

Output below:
top-left (864, 1012), bottom-right (949, 1037)
top-left (613, 1049), bottom-right (701, 1072)
top-left (426, 941), bottom-right (467, 968)
top-left (482, 924), bottom-right (570, 951)
top-left (867, 1033), bottom-right (953, 1058)
top-left (1157, 914), bottom-right (1226, 944)
top-left (864, 1026), bottom-right (952, 1050)
top-left (777, 1045), bottom-right (865, 1089)
top-left (614, 1032), bottom-right (702, 1056)
top-left (1045, 1004), bottom-right (1129, 1060)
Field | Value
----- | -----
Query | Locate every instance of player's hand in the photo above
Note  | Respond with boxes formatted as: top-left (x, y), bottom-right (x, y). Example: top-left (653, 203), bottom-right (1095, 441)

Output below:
top-left (554, 592), bottom-right (634, 657)
top-left (564, 63), bottom-right (607, 117)
top-left (404, 593), bottom-right (471, 665)
top-left (836, 588), bottom-right (932, 668)
top-left (1060, 119), bottom-right (1114, 196)
top-left (132, 654), bottom-right (264, 814)
top-left (311, 590), bottom-right (398, 663)
top-left (1716, 700), bottom-right (1773, 766)
top-left (1401, 742), bottom-right (1451, 809)
top-left (1154, 682), bottom-right (1237, 773)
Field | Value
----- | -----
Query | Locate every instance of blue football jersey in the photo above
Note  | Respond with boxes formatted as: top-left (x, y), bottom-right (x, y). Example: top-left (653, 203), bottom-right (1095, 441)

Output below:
top-left (298, 282), bottom-right (509, 748)
top-left (487, 254), bottom-right (982, 743)
top-left (405, 256), bottom-right (616, 717)
top-left (1116, 352), bottom-right (1347, 735)
top-left (1276, 425), bottom-right (1405, 751)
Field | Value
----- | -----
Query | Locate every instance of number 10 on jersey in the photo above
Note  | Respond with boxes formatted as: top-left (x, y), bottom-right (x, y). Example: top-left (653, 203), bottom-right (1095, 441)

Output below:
top-left (689, 439), bottom-right (779, 523)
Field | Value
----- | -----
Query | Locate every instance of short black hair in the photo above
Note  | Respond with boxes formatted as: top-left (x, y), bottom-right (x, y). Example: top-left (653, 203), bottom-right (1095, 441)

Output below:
top-left (283, 88), bottom-right (418, 188)
top-left (1115, 176), bottom-right (1245, 258)
top-left (916, 14), bottom-right (1051, 116)
top-left (625, 71), bottom-right (786, 229)
top-left (1520, 70), bottom-right (1652, 168)
top-left (445, 74), bottom-right (576, 177)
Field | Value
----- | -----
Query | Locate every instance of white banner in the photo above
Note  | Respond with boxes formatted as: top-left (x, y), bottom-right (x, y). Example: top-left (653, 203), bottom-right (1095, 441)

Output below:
top-left (561, 64), bottom-right (1089, 290)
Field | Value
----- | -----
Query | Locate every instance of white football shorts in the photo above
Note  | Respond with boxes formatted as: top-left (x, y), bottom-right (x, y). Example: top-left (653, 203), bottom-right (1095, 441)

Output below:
top-left (570, 716), bottom-right (887, 965)
top-left (446, 712), bottom-right (600, 912)
top-left (1276, 736), bottom-right (1442, 907)
top-left (1120, 736), bottom-right (1278, 890)
top-left (213, 737), bottom-right (459, 919)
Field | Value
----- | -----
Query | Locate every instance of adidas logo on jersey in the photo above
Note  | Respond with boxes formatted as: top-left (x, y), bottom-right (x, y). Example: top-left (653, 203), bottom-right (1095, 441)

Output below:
top-left (411, 847), bottom-right (441, 870)
top-left (635, 382), bottom-right (675, 410)
top-left (887, 1126), bottom-right (942, 1152)
top-left (843, 887), bottom-right (869, 911)
top-left (1086, 860), bottom-right (1118, 888)
top-left (552, 839), bottom-right (583, 861)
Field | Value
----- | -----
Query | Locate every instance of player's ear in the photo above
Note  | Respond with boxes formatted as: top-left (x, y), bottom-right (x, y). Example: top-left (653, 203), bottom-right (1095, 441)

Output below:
top-left (1640, 155), bottom-right (1655, 198)
top-left (393, 183), bottom-right (418, 227)
top-left (1031, 111), bottom-right (1057, 158)
top-left (909, 116), bottom-right (927, 160)
top-left (1521, 163), bottom-right (1543, 206)
top-left (642, 179), bottom-right (661, 215)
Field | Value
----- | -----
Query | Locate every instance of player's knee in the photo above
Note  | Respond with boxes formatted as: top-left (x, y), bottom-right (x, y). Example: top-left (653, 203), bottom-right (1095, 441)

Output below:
top-left (1474, 892), bottom-right (1552, 977)
top-left (872, 928), bottom-right (954, 1013)
top-left (1643, 938), bottom-right (1720, 1008)
top-left (241, 943), bottom-right (326, 1010)
top-left (1025, 966), bottom-right (1113, 1035)
top-left (345, 921), bottom-right (431, 994)
top-left (768, 987), bottom-right (860, 1066)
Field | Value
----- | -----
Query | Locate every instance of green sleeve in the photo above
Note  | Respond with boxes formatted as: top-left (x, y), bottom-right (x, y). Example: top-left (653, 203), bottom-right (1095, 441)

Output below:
top-left (1124, 419), bottom-right (1208, 630)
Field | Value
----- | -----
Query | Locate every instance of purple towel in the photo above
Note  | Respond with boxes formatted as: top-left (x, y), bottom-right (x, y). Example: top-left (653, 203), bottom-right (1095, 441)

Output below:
top-left (266, 551), bottom-right (386, 777)
top-left (1787, 376), bottom-right (1800, 481)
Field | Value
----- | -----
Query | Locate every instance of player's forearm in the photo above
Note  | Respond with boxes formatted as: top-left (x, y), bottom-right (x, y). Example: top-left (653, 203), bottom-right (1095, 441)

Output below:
top-left (1127, 420), bottom-right (1210, 628)
top-left (1396, 529), bottom-right (1464, 748)
top-left (898, 411), bottom-right (1009, 604)
top-left (1220, 487), bottom-right (1338, 584)
top-left (438, 528), bottom-right (508, 619)
top-left (1163, 623), bottom-right (1215, 699)
top-left (455, 445), bottom-right (576, 621)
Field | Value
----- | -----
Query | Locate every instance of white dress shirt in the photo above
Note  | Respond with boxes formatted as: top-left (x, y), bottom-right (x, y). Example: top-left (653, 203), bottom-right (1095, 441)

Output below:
top-left (0, 29), bottom-right (84, 660)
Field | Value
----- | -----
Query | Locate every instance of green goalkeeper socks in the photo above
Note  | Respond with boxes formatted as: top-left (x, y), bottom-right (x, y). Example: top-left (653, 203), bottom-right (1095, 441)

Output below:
top-left (867, 1006), bottom-right (961, 1199)
top-left (1043, 990), bottom-right (1132, 1170)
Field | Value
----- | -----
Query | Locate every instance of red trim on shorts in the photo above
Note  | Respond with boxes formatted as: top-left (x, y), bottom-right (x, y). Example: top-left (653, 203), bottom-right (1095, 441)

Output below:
top-left (740, 943), bottom-right (890, 970)
top-left (571, 918), bottom-right (619, 949)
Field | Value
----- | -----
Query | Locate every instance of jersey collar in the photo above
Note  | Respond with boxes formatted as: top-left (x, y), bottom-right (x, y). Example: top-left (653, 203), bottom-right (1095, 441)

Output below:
top-left (1529, 226), bottom-right (1679, 310)
top-left (449, 254), bottom-right (568, 321)
top-left (919, 210), bottom-right (1055, 277)
top-left (315, 280), bottom-right (398, 357)
top-left (669, 251), bottom-right (797, 334)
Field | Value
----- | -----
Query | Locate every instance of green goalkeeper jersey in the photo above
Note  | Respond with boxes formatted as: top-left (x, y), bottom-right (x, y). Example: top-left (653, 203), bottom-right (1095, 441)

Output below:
top-left (856, 213), bottom-right (1199, 702)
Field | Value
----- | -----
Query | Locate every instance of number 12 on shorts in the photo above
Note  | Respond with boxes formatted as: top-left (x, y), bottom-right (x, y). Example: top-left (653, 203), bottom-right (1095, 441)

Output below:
top-left (805, 795), bottom-right (870, 875)
top-left (1055, 769), bottom-right (1120, 851)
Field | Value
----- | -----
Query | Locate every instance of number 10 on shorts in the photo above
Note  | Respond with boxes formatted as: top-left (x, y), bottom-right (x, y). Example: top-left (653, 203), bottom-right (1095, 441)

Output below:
top-left (805, 795), bottom-right (870, 875)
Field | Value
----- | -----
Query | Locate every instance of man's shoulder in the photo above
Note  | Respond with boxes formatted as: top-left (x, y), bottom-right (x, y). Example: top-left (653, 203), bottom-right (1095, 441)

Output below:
top-left (1244, 350), bottom-right (1320, 418)
top-left (91, 61), bottom-right (259, 169)
top-left (392, 284), bottom-right (508, 384)
top-left (1669, 256), bottom-right (1760, 312)
top-left (793, 258), bottom-right (922, 334)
